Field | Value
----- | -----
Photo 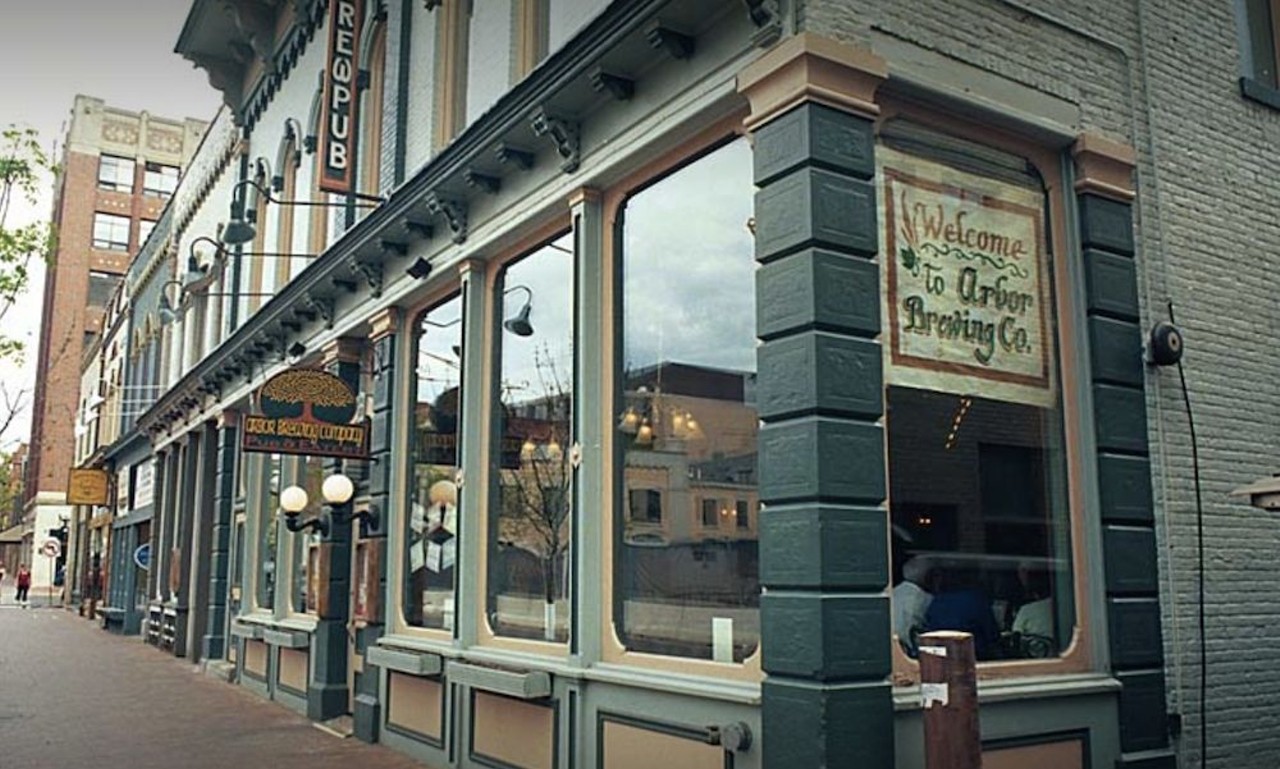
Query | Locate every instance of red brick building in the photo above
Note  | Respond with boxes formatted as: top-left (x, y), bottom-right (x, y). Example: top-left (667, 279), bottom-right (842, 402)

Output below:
top-left (23, 96), bottom-right (206, 570)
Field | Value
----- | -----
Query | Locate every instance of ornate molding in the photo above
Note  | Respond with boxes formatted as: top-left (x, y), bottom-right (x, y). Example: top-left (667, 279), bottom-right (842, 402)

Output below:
top-left (530, 107), bottom-right (580, 173)
top-left (589, 68), bottom-right (635, 101)
top-left (464, 170), bottom-right (501, 195)
top-left (495, 142), bottom-right (535, 171)
top-left (737, 33), bottom-right (887, 130)
top-left (743, 0), bottom-right (783, 49)
top-left (1072, 133), bottom-right (1137, 202)
top-left (304, 294), bottom-right (335, 329)
top-left (645, 22), bottom-right (695, 60)
top-left (349, 256), bottom-right (385, 297)
top-left (426, 192), bottom-right (468, 244)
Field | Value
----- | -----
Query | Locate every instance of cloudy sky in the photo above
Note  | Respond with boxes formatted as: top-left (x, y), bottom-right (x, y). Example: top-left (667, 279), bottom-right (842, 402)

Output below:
top-left (0, 1), bottom-right (220, 448)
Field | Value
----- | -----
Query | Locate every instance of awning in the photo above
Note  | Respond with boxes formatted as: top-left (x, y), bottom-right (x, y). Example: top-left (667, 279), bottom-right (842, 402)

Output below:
top-left (0, 523), bottom-right (27, 544)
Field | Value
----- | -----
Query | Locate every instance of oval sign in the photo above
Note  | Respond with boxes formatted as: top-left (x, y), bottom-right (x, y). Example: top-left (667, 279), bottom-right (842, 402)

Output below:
top-left (133, 543), bottom-right (151, 571)
top-left (259, 369), bottom-right (358, 424)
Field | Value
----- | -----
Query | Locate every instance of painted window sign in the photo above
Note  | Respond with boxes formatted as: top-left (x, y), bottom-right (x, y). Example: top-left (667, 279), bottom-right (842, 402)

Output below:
top-left (880, 148), bottom-right (1053, 408)
top-left (242, 369), bottom-right (369, 459)
top-left (319, 0), bottom-right (364, 194)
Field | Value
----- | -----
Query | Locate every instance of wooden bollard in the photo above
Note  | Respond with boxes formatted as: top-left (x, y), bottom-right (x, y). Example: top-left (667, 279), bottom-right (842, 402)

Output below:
top-left (918, 630), bottom-right (981, 769)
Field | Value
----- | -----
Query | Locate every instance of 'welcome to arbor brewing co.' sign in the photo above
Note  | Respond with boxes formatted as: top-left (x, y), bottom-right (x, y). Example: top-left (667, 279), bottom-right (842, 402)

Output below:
top-left (243, 369), bottom-right (368, 459)
top-left (879, 147), bottom-right (1054, 408)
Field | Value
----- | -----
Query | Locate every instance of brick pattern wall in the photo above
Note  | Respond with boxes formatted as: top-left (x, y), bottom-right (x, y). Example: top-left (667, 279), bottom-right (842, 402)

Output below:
top-left (804, 1), bottom-right (1280, 766)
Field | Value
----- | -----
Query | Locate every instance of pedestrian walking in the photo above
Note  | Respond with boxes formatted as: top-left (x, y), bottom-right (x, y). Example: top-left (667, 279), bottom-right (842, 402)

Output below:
top-left (16, 564), bottom-right (31, 607)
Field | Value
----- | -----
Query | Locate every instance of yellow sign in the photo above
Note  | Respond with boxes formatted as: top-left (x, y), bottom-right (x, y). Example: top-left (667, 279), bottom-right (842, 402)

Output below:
top-left (879, 147), bottom-right (1054, 408)
top-left (67, 468), bottom-right (111, 506)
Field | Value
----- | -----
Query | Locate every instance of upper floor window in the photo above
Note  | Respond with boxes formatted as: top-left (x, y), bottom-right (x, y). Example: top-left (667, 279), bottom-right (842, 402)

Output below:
top-left (1241, 0), bottom-right (1280, 105)
top-left (143, 162), bottom-right (179, 199)
top-left (92, 212), bottom-right (131, 251)
top-left (138, 219), bottom-right (156, 247)
top-left (98, 155), bottom-right (135, 192)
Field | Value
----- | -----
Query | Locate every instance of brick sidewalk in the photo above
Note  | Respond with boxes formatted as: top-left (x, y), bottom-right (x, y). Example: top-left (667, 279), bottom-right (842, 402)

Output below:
top-left (0, 608), bottom-right (427, 769)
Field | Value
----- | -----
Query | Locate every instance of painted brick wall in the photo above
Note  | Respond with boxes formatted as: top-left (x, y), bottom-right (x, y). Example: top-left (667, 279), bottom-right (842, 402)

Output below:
top-left (805, 1), bottom-right (1280, 766)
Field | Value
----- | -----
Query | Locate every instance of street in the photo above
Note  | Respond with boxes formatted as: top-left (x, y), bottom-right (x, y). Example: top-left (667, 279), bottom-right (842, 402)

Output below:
top-left (0, 600), bottom-right (427, 769)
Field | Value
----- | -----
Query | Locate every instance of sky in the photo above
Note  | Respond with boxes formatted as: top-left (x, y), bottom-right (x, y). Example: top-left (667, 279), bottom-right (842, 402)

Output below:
top-left (0, 1), bottom-right (221, 449)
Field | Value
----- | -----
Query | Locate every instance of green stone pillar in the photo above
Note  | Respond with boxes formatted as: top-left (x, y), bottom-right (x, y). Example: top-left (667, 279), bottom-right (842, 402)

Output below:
top-left (1073, 137), bottom-right (1175, 769)
top-left (353, 308), bottom-right (398, 742)
top-left (739, 35), bottom-right (894, 769)
top-left (202, 411), bottom-right (240, 661)
top-left (308, 337), bottom-right (362, 722)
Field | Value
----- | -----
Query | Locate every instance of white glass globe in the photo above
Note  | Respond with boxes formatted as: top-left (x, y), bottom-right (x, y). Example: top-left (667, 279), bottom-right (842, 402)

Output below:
top-left (322, 473), bottom-right (355, 505)
top-left (280, 485), bottom-right (309, 514)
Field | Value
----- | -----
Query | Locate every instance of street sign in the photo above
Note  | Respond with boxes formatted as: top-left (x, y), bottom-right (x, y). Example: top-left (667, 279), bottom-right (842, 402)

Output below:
top-left (133, 543), bottom-right (151, 571)
top-left (40, 538), bottom-right (61, 559)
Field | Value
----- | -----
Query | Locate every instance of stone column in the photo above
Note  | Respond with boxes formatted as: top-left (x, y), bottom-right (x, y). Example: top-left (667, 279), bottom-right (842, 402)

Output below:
top-left (455, 258), bottom-right (487, 648)
top-left (308, 337), bottom-right (363, 721)
top-left (1073, 136), bottom-right (1174, 768)
top-left (353, 308), bottom-right (398, 742)
top-left (738, 34), bottom-right (894, 768)
top-left (202, 411), bottom-right (240, 662)
top-left (569, 188), bottom-right (603, 665)
top-left (173, 437), bottom-right (199, 656)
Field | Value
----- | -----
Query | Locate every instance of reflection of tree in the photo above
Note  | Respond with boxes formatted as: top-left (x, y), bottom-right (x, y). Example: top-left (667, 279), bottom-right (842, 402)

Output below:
top-left (497, 346), bottom-right (572, 636)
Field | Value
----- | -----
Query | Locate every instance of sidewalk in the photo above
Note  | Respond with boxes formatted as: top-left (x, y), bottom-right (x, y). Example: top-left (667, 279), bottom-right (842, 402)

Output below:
top-left (0, 608), bottom-right (428, 769)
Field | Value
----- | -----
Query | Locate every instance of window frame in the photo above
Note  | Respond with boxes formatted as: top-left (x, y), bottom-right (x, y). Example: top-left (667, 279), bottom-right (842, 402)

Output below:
top-left (876, 99), bottom-right (1094, 686)
top-left (142, 161), bottom-right (180, 199)
top-left (395, 286), bottom-right (466, 641)
top-left (476, 219), bottom-right (575, 656)
top-left (92, 212), bottom-right (131, 251)
top-left (97, 154), bottom-right (135, 193)
top-left (600, 115), bottom-right (763, 681)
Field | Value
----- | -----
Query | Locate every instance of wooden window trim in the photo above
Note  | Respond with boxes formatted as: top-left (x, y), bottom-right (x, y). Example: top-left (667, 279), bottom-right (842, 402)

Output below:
top-left (433, 0), bottom-right (471, 150)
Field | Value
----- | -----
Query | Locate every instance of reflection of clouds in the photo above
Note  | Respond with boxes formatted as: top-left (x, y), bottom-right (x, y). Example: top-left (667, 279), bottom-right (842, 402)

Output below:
top-left (418, 294), bottom-right (463, 403)
top-left (500, 234), bottom-right (575, 405)
top-left (623, 139), bottom-right (755, 374)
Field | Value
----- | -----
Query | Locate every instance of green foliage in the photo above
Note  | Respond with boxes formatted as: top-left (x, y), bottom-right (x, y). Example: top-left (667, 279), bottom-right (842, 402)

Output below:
top-left (0, 126), bottom-right (57, 364)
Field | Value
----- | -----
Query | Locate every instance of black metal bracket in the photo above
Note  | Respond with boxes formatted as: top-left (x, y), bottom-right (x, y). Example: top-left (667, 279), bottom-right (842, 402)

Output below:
top-left (646, 22), bottom-right (695, 60)
top-left (589, 67), bottom-right (635, 101)
top-left (495, 143), bottom-right (535, 171)
top-left (464, 169), bottom-right (501, 195)
top-left (530, 107), bottom-right (580, 173)
top-left (743, 0), bottom-right (782, 48)
top-left (426, 193), bottom-right (468, 244)
top-left (350, 256), bottom-right (385, 298)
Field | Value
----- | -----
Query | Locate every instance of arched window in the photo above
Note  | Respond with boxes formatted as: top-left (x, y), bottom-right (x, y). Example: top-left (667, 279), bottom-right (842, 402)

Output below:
top-left (359, 20), bottom-right (387, 201)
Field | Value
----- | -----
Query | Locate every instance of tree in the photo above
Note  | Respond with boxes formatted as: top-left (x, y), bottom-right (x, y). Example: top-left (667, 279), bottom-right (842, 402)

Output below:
top-left (0, 126), bottom-right (56, 446)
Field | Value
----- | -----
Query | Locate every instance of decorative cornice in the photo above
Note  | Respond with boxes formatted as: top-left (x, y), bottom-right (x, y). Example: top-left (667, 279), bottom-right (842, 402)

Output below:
top-left (1072, 133), bottom-right (1137, 202)
top-left (530, 107), bottom-right (580, 173)
top-left (737, 33), bottom-right (887, 130)
top-left (368, 307), bottom-right (400, 342)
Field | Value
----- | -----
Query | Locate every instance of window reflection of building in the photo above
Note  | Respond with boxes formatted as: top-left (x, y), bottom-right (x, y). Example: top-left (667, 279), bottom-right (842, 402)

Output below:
top-left (407, 294), bottom-right (463, 631)
top-left (488, 235), bottom-right (574, 644)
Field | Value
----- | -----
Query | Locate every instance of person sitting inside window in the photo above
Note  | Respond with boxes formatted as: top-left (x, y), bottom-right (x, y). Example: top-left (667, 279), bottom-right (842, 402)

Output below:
top-left (1011, 569), bottom-right (1055, 657)
top-left (923, 565), bottom-right (1001, 660)
top-left (892, 556), bottom-right (935, 656)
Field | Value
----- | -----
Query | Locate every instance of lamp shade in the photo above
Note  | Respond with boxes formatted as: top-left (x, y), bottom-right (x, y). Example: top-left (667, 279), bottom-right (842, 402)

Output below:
top-left (322, 473), bottom-right (355, 505)
top-left (503, 303), bottom-right (534, 337)
top-left (280, 485), bottom-right (309, 514)
top-left (221, 217), bottom-right (256, 245)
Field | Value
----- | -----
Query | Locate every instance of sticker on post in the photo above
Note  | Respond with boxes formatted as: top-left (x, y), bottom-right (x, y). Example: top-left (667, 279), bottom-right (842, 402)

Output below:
top-left (920, 682), bottom-right (950, 709)
top-left (918, 645), bottom-right (948, 657)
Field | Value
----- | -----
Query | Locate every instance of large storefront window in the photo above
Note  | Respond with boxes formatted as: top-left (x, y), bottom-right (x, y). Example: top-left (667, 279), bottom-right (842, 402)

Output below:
top-left (614, 137), bottom-right (759, 663)
top-left (880, 123), bottom-right (1075, 662)
top-left (257, 453), bottom-right (282, 611)
top-left (407, 293), bottom-right (463, 630)
top-left (488, 233), bottom-right (574, 643)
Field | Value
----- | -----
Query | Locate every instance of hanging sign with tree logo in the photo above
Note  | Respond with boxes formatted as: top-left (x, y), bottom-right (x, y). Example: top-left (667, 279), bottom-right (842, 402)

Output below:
top-left (242, 369), bottom-right (369, 459)
top-left (879, 147), bottom-right (1055, 408)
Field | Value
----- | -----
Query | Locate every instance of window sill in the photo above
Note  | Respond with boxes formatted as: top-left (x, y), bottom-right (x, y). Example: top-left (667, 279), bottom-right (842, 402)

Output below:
top-left (588, 663), bottom-right (761, 705)
top-left (893, 672), bottom-right (1120, 711)
top-left (1241, 76), bottom-right (1280, 110)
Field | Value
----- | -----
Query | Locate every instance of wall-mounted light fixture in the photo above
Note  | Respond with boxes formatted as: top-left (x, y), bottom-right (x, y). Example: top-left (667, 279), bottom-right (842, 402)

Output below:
top-left (280, 473), bottom-right (377, 536)
top-left (287, 341), bottom-right (308, 361)
top-left (406, 256), bottom-right (433, 280)
top-left (222, 178), bottom-right (385, 246)
top-left (502, 284), bottom-right (535, 337)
